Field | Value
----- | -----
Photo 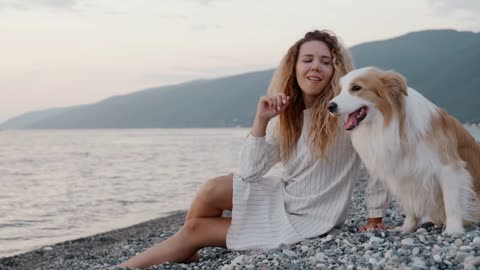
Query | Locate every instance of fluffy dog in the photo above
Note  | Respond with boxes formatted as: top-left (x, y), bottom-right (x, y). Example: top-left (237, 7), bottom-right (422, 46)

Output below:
top-left (328, 67), bottom-right (480, 234)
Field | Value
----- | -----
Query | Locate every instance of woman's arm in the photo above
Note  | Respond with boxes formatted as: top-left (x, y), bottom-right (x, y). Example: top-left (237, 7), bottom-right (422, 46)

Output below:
top-left (359, 175), bottom-right (392, 231)
top-left (237, 94), bottom-right (290, 182)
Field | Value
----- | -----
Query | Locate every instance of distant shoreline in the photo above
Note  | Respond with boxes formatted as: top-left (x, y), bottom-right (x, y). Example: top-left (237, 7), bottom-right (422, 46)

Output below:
top-left (0, 124), bottom-right (479, 132)
top-left (1, 123), bottom-right (479, 131)
top-left (0, 126), bottom-right (251, 131)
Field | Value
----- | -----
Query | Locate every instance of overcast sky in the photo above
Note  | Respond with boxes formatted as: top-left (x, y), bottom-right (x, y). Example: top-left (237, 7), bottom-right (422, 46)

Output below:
top-left (1, 0), bottom-right (479, 123)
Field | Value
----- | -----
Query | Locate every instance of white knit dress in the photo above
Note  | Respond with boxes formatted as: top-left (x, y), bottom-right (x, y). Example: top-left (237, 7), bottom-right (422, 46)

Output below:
top-left (226, 110), bottom-right (390, 250)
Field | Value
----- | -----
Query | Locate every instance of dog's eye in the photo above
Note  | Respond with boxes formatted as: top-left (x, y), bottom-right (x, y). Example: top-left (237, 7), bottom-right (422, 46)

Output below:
top-left (351, 85), bottom-right (362, 92)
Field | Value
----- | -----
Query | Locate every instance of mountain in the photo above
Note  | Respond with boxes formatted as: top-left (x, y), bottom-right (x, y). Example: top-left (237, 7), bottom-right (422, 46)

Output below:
top-left (350, 29), bottom-right (480, 82)
top-left (2, 70), bottom-right (274, 129)
top-left (0, 107), bottom-right (75, 129)
top-left (1, 29), bottom-right (479, 129)
top-left (350, 29), bottom-right (480, 124)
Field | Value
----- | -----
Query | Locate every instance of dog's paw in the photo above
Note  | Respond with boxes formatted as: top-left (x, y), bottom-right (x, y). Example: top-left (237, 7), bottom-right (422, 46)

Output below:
top-left (443, 226), bottom-right (465, 236)
top-left (443, 219), bottom-right (465, 235)
top-left (391, 225), bottom-right (415, 233)
top-left (390, 226), bottom-right (403, 232)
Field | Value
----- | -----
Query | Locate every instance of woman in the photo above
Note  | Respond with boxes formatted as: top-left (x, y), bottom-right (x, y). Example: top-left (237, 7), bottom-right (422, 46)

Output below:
top-left (118, 29), bottom-right (390, 269)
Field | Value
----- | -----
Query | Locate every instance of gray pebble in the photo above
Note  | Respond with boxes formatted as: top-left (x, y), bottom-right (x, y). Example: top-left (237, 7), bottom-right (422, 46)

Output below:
top-left (433, 254), bottom-right (442, 263)
top-left (401, 238), bottom-right (415, 246)
top-left (282, 249), bottom-right (297, 257)
top-left (454, 239), bottom-right (463, 246)
top-left (456, 252), bottom-right (470, 263)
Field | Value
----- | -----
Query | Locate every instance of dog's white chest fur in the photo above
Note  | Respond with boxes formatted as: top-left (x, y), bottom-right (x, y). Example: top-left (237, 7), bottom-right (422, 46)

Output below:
top-left (351, 115), bottom-right (446, 223)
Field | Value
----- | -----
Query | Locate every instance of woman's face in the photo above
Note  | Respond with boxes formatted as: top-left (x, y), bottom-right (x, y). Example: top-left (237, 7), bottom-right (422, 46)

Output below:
top-left (295, 40), bottom-right (334, 108)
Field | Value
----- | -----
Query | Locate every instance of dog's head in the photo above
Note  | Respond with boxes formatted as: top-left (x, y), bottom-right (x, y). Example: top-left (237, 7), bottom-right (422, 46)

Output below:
top-left (327, 67), bottom-right (408, 131)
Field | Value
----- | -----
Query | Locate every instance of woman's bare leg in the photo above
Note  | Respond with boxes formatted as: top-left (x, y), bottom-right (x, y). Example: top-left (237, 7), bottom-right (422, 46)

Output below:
top-left (118, 217), bottom-right (231, 268)
top-left (117, 174), bottom-right (233, 269)
top-left (184, 174), bottom-right (233, 262)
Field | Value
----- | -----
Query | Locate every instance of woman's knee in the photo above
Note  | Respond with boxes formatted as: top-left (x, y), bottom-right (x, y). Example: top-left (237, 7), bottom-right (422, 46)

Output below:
top-left (180, 217), bottom-right (230, 249)
top-left (181, 217), bottom-right (204, 236)
top-left (197, 174), bottom-right (233, 205)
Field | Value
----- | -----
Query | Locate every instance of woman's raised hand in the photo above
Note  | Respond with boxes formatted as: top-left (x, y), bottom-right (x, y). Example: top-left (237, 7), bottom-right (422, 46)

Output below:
top-left (256, 94), bottom-right (290, 121)
top-left (250, 93), bottom-right (290, 137)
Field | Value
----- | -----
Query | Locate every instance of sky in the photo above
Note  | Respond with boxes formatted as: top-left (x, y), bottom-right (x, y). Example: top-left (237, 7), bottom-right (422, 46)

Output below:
top-left (0, 0), bottom-right (479, 123)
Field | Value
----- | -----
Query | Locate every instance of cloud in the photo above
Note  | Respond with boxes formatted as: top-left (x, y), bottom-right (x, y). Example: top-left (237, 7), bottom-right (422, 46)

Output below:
top-left (0, 0), bottom-right (80, 10)
top-left (428, 0), bottom-right (480, 29)
top-left (428, 0), bottom-right (480, 14)
top-left (188, 0), bottom-right (217, 6)
top-left (196, 0), bottom-right (216, 5)
top-left (189, 24), bottom-right (222, 32)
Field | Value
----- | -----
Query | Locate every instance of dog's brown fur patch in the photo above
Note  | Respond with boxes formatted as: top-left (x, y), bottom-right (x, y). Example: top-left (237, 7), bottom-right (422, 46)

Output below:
top-left (428, 109), bottom-right (480, 194)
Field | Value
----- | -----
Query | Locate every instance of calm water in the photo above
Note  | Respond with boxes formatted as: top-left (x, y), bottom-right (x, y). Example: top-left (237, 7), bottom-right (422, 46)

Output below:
top-left (1, 126), bottom-right (479, 258)
top-left (0, 129), bottom-right (248, 257)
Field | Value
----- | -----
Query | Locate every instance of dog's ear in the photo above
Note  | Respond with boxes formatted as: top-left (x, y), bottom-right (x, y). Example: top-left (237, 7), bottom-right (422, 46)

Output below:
top-left (381, 70), bottom-right (408, 96)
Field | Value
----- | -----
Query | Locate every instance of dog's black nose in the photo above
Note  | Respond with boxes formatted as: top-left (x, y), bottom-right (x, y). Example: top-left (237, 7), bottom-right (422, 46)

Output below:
top-left (327, 102), bottom-right (337, 113)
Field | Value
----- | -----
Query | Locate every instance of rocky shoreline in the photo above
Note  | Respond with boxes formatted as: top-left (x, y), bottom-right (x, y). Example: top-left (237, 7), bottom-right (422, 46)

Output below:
top-left (3, 171), bottom-right (480, 270)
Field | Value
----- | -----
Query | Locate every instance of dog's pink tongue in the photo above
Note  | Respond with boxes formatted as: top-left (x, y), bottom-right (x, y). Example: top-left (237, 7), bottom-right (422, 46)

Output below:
top-left (344, 112), bottom-right (358, 130)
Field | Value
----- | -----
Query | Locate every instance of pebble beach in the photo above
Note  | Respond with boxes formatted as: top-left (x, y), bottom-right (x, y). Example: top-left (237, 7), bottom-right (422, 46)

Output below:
top-left (3, 169), bottom-right (480, 270)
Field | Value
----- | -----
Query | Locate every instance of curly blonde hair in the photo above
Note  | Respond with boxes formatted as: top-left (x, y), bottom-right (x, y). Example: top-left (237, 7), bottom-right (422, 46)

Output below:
top-left (268, 30), bottom-right (353, 161)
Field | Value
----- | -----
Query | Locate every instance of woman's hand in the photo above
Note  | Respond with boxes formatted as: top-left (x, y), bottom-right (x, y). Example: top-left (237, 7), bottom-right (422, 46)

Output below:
top-left (359, 218), bottom-right (391, 232)
top-left (250, 94), bottom-right (290, 137)
top-left (256, 94), bottom-right (290, 121)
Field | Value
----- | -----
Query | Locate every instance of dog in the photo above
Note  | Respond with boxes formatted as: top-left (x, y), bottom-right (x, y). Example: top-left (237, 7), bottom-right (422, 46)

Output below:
top-left (327, 67), bottom-right (480, 234)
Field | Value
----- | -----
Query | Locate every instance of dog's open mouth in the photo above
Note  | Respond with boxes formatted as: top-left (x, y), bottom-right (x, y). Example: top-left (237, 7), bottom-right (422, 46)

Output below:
top-left (344, 106), bottom-right (368, 131)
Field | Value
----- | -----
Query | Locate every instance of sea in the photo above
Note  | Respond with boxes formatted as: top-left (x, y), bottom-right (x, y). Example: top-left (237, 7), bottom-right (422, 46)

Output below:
top-left (0, 128), bottom-right (247, 257)
top-left (1, 126), bottom-right (479, 258)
